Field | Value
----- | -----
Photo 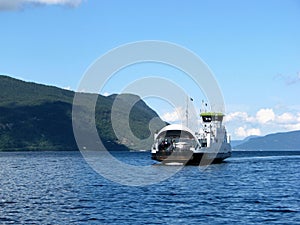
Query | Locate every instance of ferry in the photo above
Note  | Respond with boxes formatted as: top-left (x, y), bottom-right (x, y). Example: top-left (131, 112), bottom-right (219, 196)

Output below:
top-left (151, 112), bottom-right (231, 165)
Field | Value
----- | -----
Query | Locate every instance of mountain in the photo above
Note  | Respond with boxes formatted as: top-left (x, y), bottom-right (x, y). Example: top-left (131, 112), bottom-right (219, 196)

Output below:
top-left (0, 75), bottom-right (166, 151)
top-left (234, 130), bottom-right (300, 150)
top-left (231, 135), bottom-right (260, 147)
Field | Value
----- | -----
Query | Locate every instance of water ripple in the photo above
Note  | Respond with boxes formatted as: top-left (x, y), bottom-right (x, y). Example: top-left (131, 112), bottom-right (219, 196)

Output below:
top-left (0, 151), bottom-right (299, 224)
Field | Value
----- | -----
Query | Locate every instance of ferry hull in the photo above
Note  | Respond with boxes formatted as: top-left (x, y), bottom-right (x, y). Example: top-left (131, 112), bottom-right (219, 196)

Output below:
top-left (152, 151), bottom-right (231, 165)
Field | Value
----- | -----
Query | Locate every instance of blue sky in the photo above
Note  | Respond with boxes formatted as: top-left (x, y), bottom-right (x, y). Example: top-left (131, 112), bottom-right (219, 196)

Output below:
top-left (1, 0), bottom-right (300, 139)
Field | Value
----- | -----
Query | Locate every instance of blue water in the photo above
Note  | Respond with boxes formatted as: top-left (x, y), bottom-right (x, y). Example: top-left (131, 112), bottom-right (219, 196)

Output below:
top-left (0, 151), bottom-right (299, 224)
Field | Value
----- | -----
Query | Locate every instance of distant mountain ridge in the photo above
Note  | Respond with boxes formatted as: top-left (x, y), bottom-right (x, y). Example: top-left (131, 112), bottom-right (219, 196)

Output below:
top-left (231, 135), bottom-right (260, 147)
top-left (234, 130), bottom-right (300, 150)
top-left (0, 75), bottom-right (166, 151)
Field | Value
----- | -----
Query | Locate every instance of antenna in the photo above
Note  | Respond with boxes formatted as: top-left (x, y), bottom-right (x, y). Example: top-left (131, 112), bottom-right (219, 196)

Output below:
top-left (201, 100), bottom-right (208, 113)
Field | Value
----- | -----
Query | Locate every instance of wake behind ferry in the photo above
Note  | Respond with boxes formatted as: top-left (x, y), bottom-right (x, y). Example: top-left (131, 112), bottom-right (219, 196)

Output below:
top-left (151, 112), bottom-right (231, 165)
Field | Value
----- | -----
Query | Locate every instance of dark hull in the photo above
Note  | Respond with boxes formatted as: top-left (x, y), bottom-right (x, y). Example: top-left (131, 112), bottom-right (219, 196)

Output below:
top-left (152, 151), bottom-right (231, 165)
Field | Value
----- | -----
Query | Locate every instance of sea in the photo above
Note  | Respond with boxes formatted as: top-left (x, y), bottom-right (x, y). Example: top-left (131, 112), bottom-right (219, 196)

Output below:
top-left (0, 150), bottom-right (299, 224)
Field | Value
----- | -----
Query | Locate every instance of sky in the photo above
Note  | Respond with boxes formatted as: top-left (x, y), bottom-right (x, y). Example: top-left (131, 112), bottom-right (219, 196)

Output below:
top-left (0, 0), bottom-right (300, 140)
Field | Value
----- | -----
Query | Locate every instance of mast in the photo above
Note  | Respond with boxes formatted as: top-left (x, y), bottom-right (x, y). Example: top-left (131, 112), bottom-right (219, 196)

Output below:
top-left (186, 96), bottom-right (188, 127)
top-left (186, 96), bottom-right (193, 128)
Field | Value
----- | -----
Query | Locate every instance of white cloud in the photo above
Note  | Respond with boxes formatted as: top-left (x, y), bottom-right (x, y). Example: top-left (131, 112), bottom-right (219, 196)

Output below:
top-left (161, 111), bottom-right (180, 123)
top-left (159, 107), bottom-right (201, 131)
top-left (256, 108), bottom-right (275, 124)
top-left (161, 107), bottom-right (185, 123)
top-left (102, 92), bottom-right (110, 97)
top-left (0, 0), bottom-right (82, 10)
top-left (226, 109), bottom-right (299, 126)
top-left (277, 112), bottom-right (295, 124)
top-left (235, 127), bottom-right (246, 137)
top-left (224, 111), bottom-right (254, 123)
top-left (297, 113), bottom-right (300, 123)
top-left (225, 108), bottom-right (300, 139)
top-left (235, 127), bottom-right (261, 138)
top-left (283, 123), bottom-right (300, 130)
top-left (28, 0), bottom-right (82, 6)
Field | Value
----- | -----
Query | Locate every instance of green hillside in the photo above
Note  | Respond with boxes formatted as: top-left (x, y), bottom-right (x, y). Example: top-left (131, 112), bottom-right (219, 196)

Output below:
top-left (0, 75), bottom-right (166, 151)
